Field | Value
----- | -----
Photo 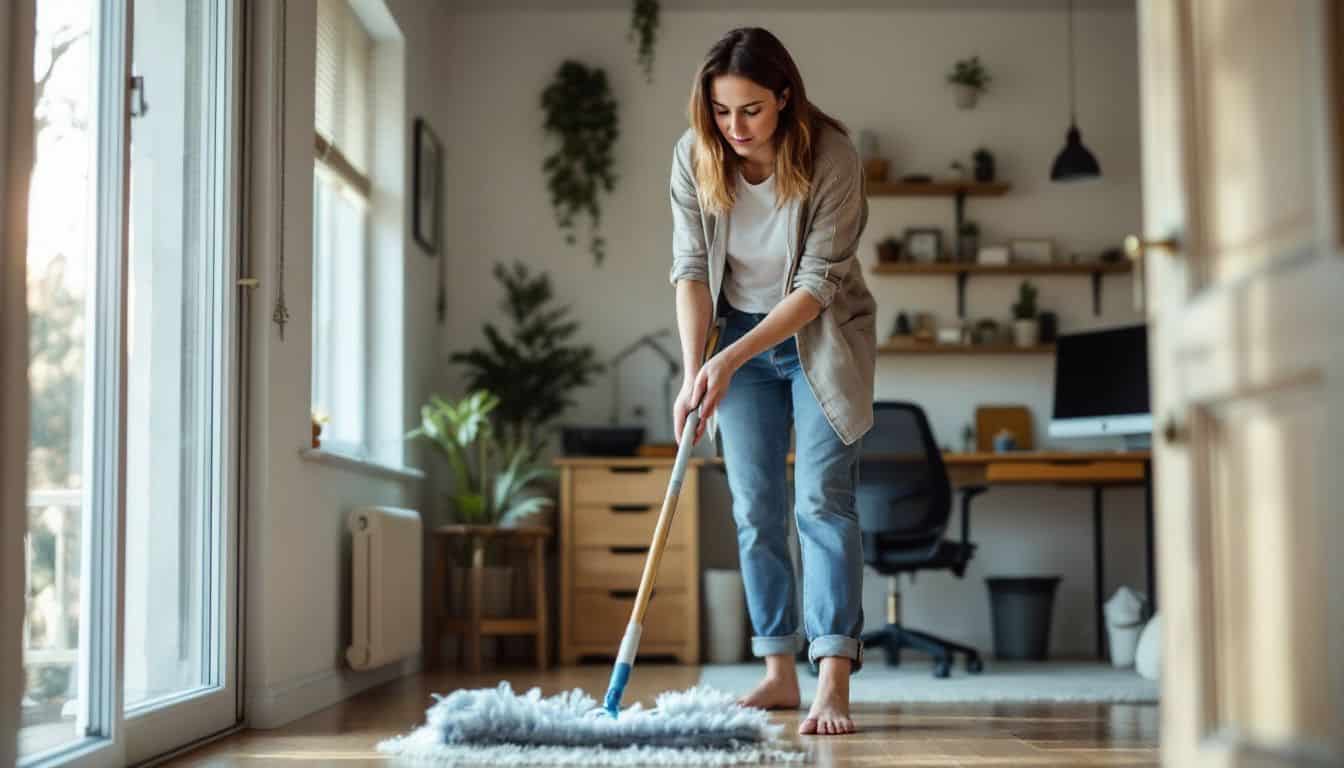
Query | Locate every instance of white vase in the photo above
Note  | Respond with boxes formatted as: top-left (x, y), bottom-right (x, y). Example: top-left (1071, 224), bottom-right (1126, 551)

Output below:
top-left (954, 84), bottom-right (979, 109)
top-left (1013, 319), bottom-right (1039, 348)
top-left (704, 570), bottom-right (746, 664)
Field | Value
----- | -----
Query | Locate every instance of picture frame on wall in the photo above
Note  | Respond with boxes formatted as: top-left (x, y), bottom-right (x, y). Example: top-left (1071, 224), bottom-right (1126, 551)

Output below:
top-left (903, 227), bottom-right (943, 263)
top-left (1010, 238), bottom-right (1054, 264)
top-left (413, 117), bottom-right (442, 254)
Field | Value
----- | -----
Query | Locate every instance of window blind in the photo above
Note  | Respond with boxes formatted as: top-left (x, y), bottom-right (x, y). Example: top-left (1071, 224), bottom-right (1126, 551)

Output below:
top-left (315, 0), bottom-right (371, 180)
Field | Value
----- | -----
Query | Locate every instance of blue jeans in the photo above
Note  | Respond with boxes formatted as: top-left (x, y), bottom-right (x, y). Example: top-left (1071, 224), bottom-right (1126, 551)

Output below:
top-left (714, 299), bottom-right (865, 672)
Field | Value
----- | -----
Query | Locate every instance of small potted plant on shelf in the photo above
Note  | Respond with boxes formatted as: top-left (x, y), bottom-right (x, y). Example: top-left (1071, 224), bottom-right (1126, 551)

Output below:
top-left (947, 55), bottom-right (991, 109)
top-left (1011, 280), bottom-right (1040, 348)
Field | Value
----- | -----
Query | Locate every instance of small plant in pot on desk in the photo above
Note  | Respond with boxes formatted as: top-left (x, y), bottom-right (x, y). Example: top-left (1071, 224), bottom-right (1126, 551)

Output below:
top-left (947, 55), bottom-right (991, 109)
top-left (1012, 280), bottom-right (1040, 348)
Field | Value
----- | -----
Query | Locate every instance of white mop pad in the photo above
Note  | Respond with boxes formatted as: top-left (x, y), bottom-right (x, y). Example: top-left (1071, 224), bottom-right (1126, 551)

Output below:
top-left (376, 682), bottom-right (806, 765)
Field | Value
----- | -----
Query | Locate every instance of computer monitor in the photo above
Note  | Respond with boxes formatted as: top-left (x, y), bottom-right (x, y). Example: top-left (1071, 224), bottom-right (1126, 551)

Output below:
top-left (1049, 324), bottom-right (1152, 447)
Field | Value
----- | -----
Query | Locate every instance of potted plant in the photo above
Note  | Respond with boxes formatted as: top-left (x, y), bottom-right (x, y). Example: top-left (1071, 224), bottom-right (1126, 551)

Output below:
top-left (408, 389), bottom-right (558, 619)
top-left (450, 261), bottom-right (605, 457)
top-left (1012, 280), bottom-right (1040, 347)
top-left (629, 0), bottom-right (659, 83)
top-left (541, 61), bottom-right (619, 266)
top-left (947, 55), bottom-right (991, 109)
top-left (973, 147), bottom-right (996, 181)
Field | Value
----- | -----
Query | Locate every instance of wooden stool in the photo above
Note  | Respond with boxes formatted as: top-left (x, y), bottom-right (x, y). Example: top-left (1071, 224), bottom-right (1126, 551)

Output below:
top-left (428, 524), bottom-right (551, 672)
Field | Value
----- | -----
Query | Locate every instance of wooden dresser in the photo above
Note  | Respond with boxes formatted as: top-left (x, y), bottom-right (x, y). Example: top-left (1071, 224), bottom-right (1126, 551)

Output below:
top-left (555, 457), bottom-right (701, 665)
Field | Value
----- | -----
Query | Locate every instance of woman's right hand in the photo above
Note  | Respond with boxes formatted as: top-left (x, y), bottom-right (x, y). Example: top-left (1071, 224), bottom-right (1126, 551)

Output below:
top-left (672, 376), bottom-right (700, 446)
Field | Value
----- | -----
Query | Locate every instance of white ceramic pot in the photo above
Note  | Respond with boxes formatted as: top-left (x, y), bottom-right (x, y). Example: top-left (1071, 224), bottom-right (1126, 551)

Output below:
top-left (1013, 319), bottom-right (1040, 348)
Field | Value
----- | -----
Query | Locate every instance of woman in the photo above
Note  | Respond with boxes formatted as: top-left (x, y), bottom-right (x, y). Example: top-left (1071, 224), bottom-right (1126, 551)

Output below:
top-left (668, 27), bottom-right (877, 736)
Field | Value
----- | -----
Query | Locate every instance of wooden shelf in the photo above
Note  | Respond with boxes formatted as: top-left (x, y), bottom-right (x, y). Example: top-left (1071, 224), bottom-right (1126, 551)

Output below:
top-left (867, 180), bottom-right (1011, 197)
top-left (879, 339), bottom-right (1055, 356)
top-left (872, 261), bottom-right (1131, 276)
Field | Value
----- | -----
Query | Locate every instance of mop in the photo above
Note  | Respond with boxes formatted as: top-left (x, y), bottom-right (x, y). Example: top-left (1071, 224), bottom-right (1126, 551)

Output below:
top-left (377, 318), bottom-right (806, 765)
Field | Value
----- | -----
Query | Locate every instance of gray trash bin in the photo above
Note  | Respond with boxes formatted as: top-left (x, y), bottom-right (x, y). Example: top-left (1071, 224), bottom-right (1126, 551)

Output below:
top-left (986, 576), bottom-right (1061, 660)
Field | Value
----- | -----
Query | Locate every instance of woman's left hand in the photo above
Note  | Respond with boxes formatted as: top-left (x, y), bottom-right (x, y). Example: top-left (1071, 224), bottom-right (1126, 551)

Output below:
top-left (686, 351), bottom-right (740, 445)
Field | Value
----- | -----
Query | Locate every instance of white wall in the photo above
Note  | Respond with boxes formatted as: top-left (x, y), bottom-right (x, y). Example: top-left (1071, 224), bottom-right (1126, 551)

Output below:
top-left (243, 0), bottom-right (447, 728)
top-left (434, 3), bottom-right (1148, 660)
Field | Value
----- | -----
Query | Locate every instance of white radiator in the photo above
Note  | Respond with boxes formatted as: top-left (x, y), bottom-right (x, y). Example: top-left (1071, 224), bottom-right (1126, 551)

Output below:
top-left (346, 506), bottom-right (422, 671)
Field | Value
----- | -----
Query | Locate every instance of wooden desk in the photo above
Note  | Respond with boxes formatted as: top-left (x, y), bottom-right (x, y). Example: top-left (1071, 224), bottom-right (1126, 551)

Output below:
top-left (703, 450), bottom-right (1153, 659)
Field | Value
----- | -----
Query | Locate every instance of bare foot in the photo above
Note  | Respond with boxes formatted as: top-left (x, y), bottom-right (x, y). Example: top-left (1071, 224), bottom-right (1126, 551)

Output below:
top-left (798, 657), bottom-right (856, 735)
top-left (735, 653), bottom-right (801, 710)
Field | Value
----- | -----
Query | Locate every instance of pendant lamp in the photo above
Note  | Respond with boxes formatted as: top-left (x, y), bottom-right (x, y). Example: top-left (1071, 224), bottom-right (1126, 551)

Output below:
top-left (1050, 0), bottom-right (1100, 181)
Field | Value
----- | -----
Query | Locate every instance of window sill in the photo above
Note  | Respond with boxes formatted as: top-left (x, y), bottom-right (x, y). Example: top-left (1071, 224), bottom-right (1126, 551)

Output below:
top-left (298, 447), bottom-right (426, 483)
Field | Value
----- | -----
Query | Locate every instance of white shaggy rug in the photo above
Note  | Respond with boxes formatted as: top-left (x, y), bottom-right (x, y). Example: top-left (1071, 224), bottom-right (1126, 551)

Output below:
top-left (699, 661), bottom-right (1159, 704)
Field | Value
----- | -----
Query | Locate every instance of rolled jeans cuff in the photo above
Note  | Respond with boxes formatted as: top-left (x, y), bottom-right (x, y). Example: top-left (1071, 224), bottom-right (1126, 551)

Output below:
top-left (751, 633), bottom-right (804, 657)
top-left (808, 634), bottom-right (863, 673)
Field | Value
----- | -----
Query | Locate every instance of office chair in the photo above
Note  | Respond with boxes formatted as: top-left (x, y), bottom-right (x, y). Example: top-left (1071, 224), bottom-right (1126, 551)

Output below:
top-left (857, 401), bottom-right (987, 678)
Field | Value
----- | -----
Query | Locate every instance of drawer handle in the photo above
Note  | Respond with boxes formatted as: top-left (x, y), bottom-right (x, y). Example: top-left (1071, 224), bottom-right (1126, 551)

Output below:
top-left (610, 466), bottom-right (652, 474)
top-left (610, 546), bottom-right (648, 555)
top-left (610, 589), bottom-right (653, 600)
top-left (610, 504), bottom-right (652, 514)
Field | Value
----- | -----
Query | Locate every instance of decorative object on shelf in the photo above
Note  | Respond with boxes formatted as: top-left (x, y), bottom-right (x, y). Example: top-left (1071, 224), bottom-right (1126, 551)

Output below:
top-left (913, 312), bottom-right (937, 342)
top-left (605, 327), bottom-right (681, 444)
top-left (949, 160), bottom-right (968, 180)
top-left (975, 404), bottom-right (1034, 451)
top-left (936, 325), bottom-right (966, 345)
top-left (1011, 280), bottom-right (1040, 348)
top-left (961, 423), bottom-right (976, 452)
top-left (977, 244), bottom-right (1010, 265)
top-left (973, 318), bottom-right (1003, 345)
top-left (947, 55), bottom-right (991, 109)
top-left (992, 428), bottom-right (1019, 452)
top-left (858, 130), bottom-right (889, 182)
top-left (893, 310), bottom-right (912, 337)
top-left (900, 173), bottom-right (933, 183)
top-left (973, 147), bottom-right (996, 182)
top-left (413, 117), bottom-right (442, 254)
top-left (876, 236), bottom-right (903, 263)
top-left (958, 221), bottom-right (980, 262)
top-left (311, 409), bottom-right (329, 449)
top-left (1050, 0), bottom-right (1101, 181)
top-left (1039, 310), bottom-right (1059, 343)
top-left (629, 0), bottom-right (660, 83)
top-left (1099, 246), bottom-right (1124, 263)
top-left (451, 261), bottom-right (604, 455)
top-left (904, 227), bottom-right (943, 263)
top-left (1010, 238), bottom-right (1054, 264)
top-left (541, 60), bottom-right (619, 266)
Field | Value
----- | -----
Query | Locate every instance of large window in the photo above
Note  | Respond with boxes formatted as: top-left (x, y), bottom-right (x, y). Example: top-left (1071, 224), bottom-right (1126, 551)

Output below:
top-left (312, 0), bottom-right (373, 456)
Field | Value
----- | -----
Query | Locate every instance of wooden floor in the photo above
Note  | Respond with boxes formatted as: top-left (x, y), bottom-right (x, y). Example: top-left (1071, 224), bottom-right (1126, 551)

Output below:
top-left (164, 664), bottom-right (1160, 767)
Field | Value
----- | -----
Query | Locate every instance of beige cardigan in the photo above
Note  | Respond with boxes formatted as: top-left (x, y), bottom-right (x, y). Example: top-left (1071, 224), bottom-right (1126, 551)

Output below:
top-left (668, 124), bottom-right (878, 446)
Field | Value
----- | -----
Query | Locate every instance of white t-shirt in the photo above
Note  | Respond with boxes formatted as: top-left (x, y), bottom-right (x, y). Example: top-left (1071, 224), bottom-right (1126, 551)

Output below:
top-left (722, 168), bottom-right (789, 314)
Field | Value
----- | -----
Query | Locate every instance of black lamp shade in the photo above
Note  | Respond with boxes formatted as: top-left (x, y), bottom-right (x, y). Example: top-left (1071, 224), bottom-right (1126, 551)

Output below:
top-left (1050, 124), bottom-right (1101, 181)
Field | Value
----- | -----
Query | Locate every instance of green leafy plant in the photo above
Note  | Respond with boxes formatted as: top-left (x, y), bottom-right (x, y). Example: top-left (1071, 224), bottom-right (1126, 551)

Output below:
top-left (450, 262), bottom-right (605, 454)
top-left (629, 0), bottom-right (660, 83)
top-left (1012, 280), bottom-right (1039, 320)
top-left (541, 61), bottom-right (619, 266)
top-left (947, 55), bottom-right (991, 91)
top-left (408, 389), bottom-right (558, 528)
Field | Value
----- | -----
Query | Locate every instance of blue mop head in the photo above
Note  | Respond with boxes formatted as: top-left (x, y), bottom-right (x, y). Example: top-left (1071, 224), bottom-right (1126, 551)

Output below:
top-left (376, 681), bottom-right (805, 765)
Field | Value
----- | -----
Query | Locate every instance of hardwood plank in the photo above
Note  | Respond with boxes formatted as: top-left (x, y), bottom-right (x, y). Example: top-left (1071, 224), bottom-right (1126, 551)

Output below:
top-left (160, 666), bottom-right (1159, 767)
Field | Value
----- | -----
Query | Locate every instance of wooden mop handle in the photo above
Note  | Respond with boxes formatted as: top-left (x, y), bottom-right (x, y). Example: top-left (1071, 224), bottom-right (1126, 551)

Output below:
top-left (627, 318), bottom-right (725, 626)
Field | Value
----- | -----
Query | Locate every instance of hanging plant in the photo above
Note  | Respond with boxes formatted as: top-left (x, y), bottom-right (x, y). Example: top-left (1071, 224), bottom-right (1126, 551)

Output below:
top-left (629, 0), bottom-right (660, 83)
top-left (541, 60), bottom-right (620, 266)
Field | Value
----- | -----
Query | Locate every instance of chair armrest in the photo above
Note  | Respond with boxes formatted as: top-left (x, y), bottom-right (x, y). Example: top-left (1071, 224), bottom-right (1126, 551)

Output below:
top-left (960, 485), bottom-right (989, 545)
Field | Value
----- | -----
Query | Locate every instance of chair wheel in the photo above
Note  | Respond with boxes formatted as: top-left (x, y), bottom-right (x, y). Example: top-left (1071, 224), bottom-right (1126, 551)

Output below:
top-left (933, 659), bottom-right (951, 678)
top-left (966, 655), bottom-right (984, 674)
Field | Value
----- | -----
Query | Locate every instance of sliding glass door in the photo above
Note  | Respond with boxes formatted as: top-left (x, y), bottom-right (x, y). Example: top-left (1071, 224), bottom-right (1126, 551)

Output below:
top-left (20, 0), bottom-right (242, 765)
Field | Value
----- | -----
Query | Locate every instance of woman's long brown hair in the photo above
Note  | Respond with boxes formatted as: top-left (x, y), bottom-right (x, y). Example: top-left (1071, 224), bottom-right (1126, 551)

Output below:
top-left (687, 27), bottom-right (848, 215)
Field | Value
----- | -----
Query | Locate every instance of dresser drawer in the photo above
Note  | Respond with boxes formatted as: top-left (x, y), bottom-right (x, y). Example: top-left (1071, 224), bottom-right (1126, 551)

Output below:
top-left (573, 466), bottom-right (673, 505)
top-left (572, 503), bottom-right (693, 548)
top-left (574, 546), bottom-right (688, 590)
top-left (570, 589), bottom-right (688, 647)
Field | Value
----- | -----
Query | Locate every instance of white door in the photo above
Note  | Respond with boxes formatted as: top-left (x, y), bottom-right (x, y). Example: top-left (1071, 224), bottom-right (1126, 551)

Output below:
top-left (1135, 1), bottom-right (1343, 766)
top-left (16, 0), bottom-right (244, 764)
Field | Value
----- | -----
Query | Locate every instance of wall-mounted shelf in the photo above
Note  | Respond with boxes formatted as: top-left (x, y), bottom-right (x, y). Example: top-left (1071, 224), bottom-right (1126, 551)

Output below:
top-left (867, 179), bottom-right (1011, 263)
top-left (871, 261), bottom-right (1133, 317)
top-left (879, 338), bottom-right (1055, 356)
